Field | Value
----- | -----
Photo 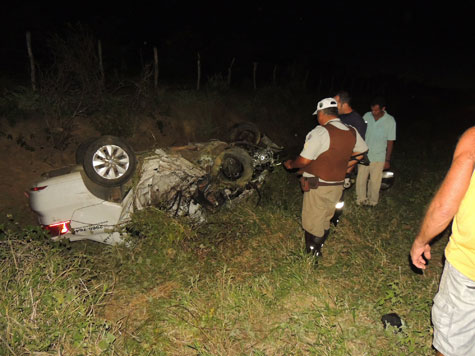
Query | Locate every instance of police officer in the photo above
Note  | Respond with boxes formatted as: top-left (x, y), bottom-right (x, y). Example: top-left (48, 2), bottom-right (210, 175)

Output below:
top-left (284, 98), bottom-right (368, 260)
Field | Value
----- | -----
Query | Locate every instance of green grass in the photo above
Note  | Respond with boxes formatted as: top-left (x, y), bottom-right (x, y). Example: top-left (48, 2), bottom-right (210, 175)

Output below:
top-left (0, 136), bottom-right (453, 355)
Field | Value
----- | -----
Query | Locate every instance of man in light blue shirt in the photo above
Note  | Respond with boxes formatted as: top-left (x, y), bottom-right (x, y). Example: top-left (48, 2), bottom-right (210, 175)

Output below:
top-left (356, 97), bottom-right (396, 206)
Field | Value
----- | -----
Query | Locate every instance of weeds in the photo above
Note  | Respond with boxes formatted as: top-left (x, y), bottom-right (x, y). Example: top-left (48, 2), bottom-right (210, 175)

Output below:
top-left (0, 234), bottom-right (118, 354)
top-left (0, 89), bottom-right (452, 355)
top-left (1, 156), bottom-right (445, 354)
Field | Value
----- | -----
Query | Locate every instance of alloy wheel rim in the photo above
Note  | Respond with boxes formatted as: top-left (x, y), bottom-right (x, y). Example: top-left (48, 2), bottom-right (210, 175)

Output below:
top-left (92, 144), bottom-right (130, 180)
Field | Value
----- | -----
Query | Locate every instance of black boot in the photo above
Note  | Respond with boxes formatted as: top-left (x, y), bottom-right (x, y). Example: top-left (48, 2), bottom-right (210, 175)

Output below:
top-left (305, 231), bottom-right (315, 253)
top-left (314, 229), bottom-right (330, 258)
top-left (305, 230), bottom-right (324, 257)
top-left (322, 229), bottom-right (330, 248)
top-left (312, 235), bottom-right (325, 257)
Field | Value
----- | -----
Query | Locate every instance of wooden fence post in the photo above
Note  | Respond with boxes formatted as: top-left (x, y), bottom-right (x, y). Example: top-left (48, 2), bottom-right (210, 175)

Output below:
top-left (25, 31), bottom-right (36, 92)
top-left (253, 62), bottom-right (258, 91)
top-left (227, 57), bottom-right (235, 87)
top-left (196, 52), bottom-right (201, 91)
top-left (153, 46), bottom-right (159, 90)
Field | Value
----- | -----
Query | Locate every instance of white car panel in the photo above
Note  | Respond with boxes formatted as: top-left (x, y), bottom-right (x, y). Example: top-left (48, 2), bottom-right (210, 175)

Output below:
top-left (29, 170), bottom-right (105, 225)
top-left (70, 201), bottom-right (123, 234)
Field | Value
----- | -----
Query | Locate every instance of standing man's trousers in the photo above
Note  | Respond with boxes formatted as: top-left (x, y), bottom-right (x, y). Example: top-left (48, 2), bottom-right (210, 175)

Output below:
top-left (356, 161), bottom-right (385, 206)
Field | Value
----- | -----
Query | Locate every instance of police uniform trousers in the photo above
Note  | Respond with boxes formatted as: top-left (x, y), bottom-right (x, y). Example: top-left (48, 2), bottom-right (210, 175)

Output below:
top-left (302, 185), bottom-right (343, 237)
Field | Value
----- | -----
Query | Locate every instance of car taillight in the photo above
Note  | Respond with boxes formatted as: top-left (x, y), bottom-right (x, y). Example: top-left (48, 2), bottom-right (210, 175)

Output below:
top-left (30, 186), bottom-right (47, 191)
top-left (43, 221), bottom-right (71, 236)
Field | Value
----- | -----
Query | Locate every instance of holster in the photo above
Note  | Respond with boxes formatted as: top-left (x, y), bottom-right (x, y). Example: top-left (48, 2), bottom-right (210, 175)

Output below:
top-left (299, 176), bottom-right (319, 192)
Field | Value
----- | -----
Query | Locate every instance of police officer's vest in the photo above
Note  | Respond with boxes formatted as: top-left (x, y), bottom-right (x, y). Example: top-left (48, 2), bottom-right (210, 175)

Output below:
top-left (301, 123), bottom-right (356, 181)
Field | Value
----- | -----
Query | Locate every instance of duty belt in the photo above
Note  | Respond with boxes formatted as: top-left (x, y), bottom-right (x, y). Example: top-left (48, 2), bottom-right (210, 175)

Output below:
top-left (304, 177), bottom-right (344, 186)
top-left (300, 176), bottom-right (344, 192)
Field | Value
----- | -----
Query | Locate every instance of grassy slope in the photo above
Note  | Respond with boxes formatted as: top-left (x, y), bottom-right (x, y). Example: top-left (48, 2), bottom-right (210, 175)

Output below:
top-left (0, 89), bottom-right (458, 355)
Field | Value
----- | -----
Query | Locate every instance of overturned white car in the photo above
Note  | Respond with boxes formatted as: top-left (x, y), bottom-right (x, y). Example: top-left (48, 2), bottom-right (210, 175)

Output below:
top-left (28, 123), bottom-right (282, 245)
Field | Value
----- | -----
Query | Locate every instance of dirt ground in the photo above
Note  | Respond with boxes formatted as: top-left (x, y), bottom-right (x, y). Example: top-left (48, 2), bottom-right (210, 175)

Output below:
top-left (0, 115), bottom-right (184, 227)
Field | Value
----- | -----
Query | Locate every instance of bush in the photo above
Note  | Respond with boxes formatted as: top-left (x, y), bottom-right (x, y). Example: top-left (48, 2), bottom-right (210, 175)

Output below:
top-left (37, 24), bottom-right (105, 149)
top-left (90, 95), bottom-right (135, 137)
top-left (0, 87), bottom-right (41, 125)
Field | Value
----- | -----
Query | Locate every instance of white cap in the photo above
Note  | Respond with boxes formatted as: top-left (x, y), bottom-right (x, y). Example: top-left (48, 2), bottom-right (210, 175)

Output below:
top-left (312, 97), bottom-right (338, 115)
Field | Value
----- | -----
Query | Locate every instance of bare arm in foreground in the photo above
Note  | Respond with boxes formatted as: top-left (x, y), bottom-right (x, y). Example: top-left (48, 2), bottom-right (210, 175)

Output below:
top-left (410, 127), bottom-right (475, 269)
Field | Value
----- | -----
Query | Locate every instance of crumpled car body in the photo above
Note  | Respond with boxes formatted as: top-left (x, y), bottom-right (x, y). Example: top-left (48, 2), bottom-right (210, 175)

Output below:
top-left (28, 124), bottom-right (282, 245)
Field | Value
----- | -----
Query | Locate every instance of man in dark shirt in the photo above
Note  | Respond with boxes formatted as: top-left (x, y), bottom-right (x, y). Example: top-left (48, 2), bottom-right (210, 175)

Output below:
top-left (334, 91), bottom-right (367, 139)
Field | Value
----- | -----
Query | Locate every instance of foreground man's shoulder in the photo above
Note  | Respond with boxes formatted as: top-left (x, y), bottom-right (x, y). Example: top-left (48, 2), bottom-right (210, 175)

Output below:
top-left (459, 126), bottom-right (475, 145)
top-left (454, 127), bottom-right (475, 163)
top-left (464, 126), bottom-right (475, 137)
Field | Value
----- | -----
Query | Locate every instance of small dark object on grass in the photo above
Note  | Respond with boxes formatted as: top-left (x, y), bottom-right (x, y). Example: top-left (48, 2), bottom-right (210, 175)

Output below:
top-left (381, 313), bottom-right (403, 332)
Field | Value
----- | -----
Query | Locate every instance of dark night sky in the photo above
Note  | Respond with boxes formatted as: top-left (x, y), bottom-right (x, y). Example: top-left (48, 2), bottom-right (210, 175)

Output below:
top-left (2, 1), bottom-right (475, 90)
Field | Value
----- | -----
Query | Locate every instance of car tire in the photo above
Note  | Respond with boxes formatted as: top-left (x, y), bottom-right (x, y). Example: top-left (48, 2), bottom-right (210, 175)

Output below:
top-left (75, 137), bottom-right (99, 164)
top-left (229, 122), bottom-right (261, 145)
top-left (82, 136), bottom-right (137, 187)
top-left (211, 147), bottom-right (253, 187)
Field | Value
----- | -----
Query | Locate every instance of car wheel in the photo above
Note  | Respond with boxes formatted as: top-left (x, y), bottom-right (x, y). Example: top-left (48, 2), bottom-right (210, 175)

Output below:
top-left (75, 137), bottom-right (99, 164)
top-left (82, 136), bottom-right (137, 187)
top-left (229, 122), bottom-right (261, 145)
top-left (211, 147), bottom-right (253, 187)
